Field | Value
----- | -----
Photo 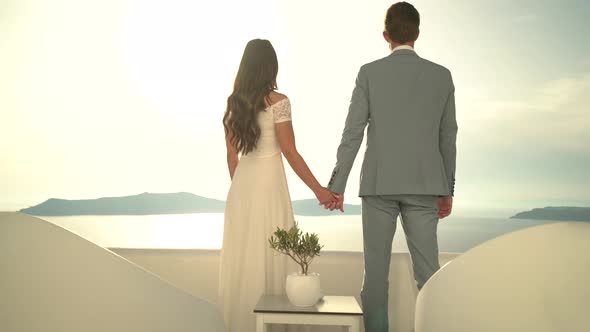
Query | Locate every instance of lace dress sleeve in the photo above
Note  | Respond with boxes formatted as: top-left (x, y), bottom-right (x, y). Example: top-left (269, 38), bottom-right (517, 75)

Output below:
top-left (272, 98), bottom-right (292, 123)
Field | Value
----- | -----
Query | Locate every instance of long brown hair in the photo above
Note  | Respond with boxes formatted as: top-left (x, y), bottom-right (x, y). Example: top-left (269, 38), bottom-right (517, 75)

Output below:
top-left (223, 39), bottom-right (278, 154)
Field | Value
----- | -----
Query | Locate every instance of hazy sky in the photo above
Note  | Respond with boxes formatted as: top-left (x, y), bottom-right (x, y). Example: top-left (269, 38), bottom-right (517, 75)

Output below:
top-left (1, 0), bottom-right (589, 211)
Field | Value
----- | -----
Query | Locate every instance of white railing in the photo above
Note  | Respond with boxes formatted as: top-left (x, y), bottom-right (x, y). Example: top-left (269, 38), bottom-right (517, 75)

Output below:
top-left (112, 249), bottom-right (459, 332)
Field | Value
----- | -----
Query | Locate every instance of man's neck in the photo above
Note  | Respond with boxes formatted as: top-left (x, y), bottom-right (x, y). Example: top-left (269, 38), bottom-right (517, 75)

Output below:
top-left (390, 42), bottom-right (415, 51)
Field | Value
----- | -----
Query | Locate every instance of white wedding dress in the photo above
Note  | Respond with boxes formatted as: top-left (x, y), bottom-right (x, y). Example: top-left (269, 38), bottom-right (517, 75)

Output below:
top-left (219, 98), bottom-right (296, 332)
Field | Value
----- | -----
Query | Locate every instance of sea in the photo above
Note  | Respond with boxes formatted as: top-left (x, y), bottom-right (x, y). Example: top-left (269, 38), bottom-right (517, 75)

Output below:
top-left (41, 212), bottom-right (573, 253)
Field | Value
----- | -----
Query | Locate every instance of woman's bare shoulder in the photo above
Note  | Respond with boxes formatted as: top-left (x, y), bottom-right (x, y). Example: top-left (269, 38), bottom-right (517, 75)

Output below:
top-left (267, 91), bottom-right (289, 105)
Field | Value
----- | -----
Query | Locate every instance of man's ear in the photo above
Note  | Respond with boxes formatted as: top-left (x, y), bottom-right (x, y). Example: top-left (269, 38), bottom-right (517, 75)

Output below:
top-left (383, 31), bottom-right (391, 43)
top-left (414, 29), bottom-right (420, 41)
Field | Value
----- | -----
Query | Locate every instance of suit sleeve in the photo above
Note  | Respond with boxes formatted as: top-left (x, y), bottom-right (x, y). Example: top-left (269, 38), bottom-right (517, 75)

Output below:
top-left (439, 74), bottom-right (458, 196)
top-left (328, 66), bottom-right (370, 194)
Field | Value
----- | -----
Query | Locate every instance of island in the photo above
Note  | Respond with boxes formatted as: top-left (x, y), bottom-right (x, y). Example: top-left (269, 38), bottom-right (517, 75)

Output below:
top-left (19, 192), bottom-right (361, 217)
top-left (510, 207), bottom-right (590, 222)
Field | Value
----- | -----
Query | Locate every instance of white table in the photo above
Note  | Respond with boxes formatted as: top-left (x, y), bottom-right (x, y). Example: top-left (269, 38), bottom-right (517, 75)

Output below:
top-left (254, 295), bottom-right (363, 332)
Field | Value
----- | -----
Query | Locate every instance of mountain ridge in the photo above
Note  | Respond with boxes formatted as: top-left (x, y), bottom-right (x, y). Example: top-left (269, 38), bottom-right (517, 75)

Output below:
top-left (510, 206), bottom-right (590, 221)
top-left (19, 192), bottom-right (361, 216)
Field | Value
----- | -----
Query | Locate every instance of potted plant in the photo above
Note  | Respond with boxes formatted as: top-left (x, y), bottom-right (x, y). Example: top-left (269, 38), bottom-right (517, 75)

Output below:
top-left (269, 222), bottom-right (324, 306)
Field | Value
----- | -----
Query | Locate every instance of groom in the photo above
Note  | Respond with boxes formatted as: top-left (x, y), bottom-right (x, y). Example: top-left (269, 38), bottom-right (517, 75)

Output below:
top-left (326, 2), bottom-right (457, 331)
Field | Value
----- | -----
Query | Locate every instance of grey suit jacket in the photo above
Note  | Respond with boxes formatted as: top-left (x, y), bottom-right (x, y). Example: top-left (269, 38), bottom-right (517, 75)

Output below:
top-left (328, 49), bottom-right (457, 197)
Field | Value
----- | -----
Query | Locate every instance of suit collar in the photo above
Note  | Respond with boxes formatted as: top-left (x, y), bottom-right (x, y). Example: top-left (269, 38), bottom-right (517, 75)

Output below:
top-left (391, 45), bottom-right (414, 53)
top-left (390, 49), bottom-right (418, 57)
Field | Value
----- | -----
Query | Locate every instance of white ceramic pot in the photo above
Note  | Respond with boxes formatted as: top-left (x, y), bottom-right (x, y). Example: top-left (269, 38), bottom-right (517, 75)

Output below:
top-left (286, 272), bottom-right (322, 307)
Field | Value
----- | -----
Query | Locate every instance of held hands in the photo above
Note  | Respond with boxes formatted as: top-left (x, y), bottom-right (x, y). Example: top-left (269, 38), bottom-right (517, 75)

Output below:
top-left (437, 196), bottom-right (453, 219)
top-left (323, 193), bottom-right (344, 212)
top-left (315, 187), bottom-right (343, 212)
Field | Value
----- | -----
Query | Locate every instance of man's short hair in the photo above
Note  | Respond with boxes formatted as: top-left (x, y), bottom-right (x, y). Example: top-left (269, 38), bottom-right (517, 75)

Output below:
top-left (385, 2), bottom-right (420, 44)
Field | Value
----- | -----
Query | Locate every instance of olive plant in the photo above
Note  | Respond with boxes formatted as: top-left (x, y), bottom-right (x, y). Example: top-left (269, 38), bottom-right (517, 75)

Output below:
top-left (269, 222), bottom-right (323, 275)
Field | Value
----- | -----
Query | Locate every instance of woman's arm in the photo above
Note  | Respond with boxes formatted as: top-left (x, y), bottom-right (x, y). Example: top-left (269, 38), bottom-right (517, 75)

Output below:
top-left (275, 121), bottom-right (337, 205)
top-left (225, 128), bottom-right (239, 179)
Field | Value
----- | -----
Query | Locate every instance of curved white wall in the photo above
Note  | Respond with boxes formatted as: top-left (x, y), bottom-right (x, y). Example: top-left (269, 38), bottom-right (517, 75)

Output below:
top-left (416, 222), bottom-right (590, 332)
top-left (0, 212), bottom-right (224, 332)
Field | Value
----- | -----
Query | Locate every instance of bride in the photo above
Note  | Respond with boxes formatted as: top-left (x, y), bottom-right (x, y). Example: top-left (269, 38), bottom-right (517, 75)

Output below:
top-left (218, 39), bottom-right (338, 331)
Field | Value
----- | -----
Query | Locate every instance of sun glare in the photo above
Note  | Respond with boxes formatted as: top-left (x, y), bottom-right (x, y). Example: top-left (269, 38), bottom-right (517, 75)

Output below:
top-left (121, 0), bottom-right (278, 124)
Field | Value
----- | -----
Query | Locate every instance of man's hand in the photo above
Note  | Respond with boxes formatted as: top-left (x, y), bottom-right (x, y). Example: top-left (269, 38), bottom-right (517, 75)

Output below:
top-left (323, 193), bottom-right (344, 212)
top-left (437, 196), bottom-right (453, 219)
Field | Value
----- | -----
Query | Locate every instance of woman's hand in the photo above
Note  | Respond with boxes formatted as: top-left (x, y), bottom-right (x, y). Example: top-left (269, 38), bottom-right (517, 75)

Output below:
top-left (314, 187), bottom-right (339, 206)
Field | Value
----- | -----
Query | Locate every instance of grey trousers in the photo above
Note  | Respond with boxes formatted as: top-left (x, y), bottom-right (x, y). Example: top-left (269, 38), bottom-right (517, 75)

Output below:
top-left (360, 195), bottom-right (440, 332)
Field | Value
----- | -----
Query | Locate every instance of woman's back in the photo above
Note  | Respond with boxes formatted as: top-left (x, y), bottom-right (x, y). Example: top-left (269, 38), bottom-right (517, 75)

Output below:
top-left (244, 97), bottom-right (291, 159)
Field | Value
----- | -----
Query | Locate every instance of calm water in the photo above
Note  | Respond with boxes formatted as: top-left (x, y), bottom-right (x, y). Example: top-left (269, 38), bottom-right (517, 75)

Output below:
top-left (42, 213), bottom-right (568, 253)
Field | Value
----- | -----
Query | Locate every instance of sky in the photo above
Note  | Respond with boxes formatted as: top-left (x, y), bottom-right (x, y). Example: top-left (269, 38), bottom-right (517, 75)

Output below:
top-left (1, 0), bottom-right (589, 211)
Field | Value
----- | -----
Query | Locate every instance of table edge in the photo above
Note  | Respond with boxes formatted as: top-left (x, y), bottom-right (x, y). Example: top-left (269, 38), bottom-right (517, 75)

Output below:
top-left (253, 309), bottom-right (363, 316)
